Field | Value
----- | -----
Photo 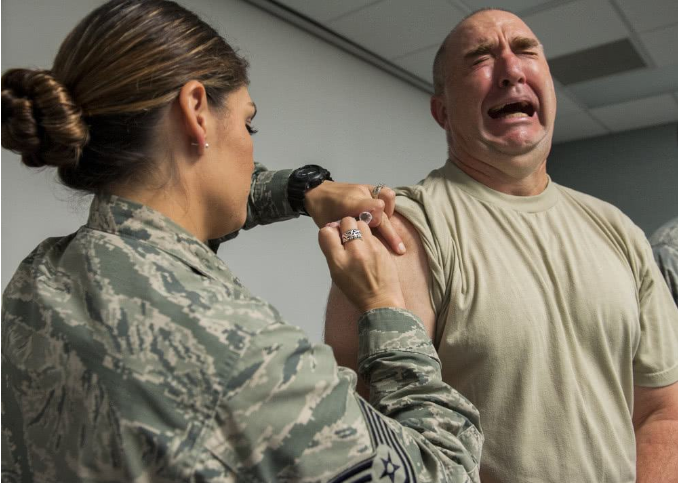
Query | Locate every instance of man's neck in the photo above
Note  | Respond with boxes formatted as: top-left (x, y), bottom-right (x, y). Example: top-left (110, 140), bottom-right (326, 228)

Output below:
top-left (449, 153), bottom-right (549, 196)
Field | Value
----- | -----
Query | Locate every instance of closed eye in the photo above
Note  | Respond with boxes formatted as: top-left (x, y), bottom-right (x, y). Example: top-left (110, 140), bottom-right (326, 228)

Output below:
top-left (247, 124), bottom-right (258, 135)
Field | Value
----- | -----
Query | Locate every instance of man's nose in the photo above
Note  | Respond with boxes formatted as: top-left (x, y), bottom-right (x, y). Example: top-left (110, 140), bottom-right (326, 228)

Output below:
top-left (498, 53), bottom-right (526, 88)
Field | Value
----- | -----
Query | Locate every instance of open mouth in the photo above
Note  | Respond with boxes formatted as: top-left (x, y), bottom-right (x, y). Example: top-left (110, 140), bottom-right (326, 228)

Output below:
top-left (488, 101), bottom-right (535, 119)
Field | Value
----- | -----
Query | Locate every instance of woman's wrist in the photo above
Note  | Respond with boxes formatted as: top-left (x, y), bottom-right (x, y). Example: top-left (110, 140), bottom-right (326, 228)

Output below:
top-left (358, 296), bottom-right (407, 313)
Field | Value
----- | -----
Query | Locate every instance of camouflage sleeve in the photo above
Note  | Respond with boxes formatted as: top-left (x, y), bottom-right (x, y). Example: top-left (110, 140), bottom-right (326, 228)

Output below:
top-left (652, 242), bottom-right (678, 306)
top-left (207, 163), bottom-right (299, 249)
top-left (203, 307), bottom-right (482, 482)
top-left (244, 162), bottom-right (299, 230)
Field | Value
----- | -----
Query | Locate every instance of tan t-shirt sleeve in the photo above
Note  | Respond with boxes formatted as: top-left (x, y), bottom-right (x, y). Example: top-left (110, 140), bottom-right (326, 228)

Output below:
top-left (395, 187), bottom-right (454, 347)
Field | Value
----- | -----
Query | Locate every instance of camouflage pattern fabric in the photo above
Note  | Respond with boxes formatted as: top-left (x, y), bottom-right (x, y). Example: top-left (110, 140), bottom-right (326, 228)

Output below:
top-left (2, 188), bottom-right (482, 481)
top-left (650, 216), bottom-right (678, 306)
top-left (208, 163), bottom-right (298, 248)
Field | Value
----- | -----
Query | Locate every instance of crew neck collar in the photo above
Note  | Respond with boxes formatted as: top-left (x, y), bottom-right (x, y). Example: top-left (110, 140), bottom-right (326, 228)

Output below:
top-left (444, 160), bottom-right (559, 213)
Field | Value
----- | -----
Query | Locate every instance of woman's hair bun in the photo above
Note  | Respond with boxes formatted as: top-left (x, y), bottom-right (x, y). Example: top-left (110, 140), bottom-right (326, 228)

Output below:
top-left (2, 68), bottom-right (88, 169)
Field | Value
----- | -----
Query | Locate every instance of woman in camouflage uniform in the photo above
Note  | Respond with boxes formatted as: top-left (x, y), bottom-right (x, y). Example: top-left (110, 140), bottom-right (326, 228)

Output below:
top-left (1, 1), bottom-right (482, 481)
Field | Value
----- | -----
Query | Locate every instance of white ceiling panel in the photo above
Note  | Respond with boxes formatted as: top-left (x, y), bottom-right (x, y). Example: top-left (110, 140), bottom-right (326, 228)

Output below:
top-left (591, 94), bottom-right (678, 132)
top-left (275, 0), bottom-right (382, 23)
top-left (553, 111), bottom-right (608, 143)
top-left (328, 0), bottom-right (465, 59)
top-left (569, 63), bottom-right (678, 108)
top-left (555, 86), bottom-right (586, 115)
top-left (393, 45), bottom-right (438, 83)
top-left (615, 0), bottom-right (678, 33)
top-left (459, 0), bottom-right (553, 15)
top-left (524, 0), bottom-right (629, 58)
top-left (640, 23), bottom-right (678, 67)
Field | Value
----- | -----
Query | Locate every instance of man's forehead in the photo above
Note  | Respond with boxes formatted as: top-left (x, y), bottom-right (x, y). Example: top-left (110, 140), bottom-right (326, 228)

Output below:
top-left (450, 10), bottom-right (538, 49)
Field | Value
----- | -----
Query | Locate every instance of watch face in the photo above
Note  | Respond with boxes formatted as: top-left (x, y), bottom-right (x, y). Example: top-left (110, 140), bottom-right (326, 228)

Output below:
top-left (295, 165), bottom-right (322, 180)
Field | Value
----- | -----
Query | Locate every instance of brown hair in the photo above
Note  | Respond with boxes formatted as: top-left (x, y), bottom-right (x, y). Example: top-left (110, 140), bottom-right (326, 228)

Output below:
top-left (1, 0), bottom-right (249, 193)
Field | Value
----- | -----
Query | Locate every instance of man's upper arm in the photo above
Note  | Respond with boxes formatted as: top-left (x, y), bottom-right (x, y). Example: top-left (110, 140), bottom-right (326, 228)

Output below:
top-left (324, 213), bottom-right (436, 380)
top-left (633, 382), bottom-right (678, 430)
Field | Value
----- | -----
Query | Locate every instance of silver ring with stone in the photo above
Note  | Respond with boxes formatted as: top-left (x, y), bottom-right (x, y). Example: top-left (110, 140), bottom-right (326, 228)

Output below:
top-left (341, 229), bottom-right (363, 244)
top-left (372, 183), bottom-right (386, 199)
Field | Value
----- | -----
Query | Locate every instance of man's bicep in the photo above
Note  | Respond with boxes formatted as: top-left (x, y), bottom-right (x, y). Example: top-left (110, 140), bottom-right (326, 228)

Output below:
top-left (389, 213), bottom-right (436, 339)
top-left (324, 213), bottom-right (436, 375)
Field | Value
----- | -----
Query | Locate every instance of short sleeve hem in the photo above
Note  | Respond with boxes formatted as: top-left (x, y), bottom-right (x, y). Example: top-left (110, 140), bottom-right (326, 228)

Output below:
top-left (634, 363), bottom-right (678, 388)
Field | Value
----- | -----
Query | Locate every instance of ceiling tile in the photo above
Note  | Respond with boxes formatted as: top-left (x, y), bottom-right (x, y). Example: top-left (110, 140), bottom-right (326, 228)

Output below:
top-left (615, 0), bottom-right (678, 32)
top-left (275, 0), bottom-right (381, 23)
top-left (569, 63), bottom-right (678, 108)
top-left (553, 111), bottom-right (608, 143)
top-left (524, 0), bottom-right (629, 58)
top-left (461, 0), bottom-right (553, 15)
top-left (640, 23), bottom-right (678, 67)
top-left (393, 45), bottom-right (438, 84)
top-left (328, 0), bottom-right (465, 59)
top-left (555, 86), bottom-right (585, 115)
top-left (591, 94), bottom-right (678, 132)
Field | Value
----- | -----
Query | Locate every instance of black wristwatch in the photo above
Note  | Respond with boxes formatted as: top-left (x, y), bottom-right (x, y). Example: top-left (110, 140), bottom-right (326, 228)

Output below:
top-left (287, 164), bottom-right (333, 215)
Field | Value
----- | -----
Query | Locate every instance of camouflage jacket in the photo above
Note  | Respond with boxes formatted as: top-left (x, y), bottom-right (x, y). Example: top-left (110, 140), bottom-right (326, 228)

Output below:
top-left (650, 216), bottom-right (678, 306)
top-left (2, 166), bottom-right (482, 482)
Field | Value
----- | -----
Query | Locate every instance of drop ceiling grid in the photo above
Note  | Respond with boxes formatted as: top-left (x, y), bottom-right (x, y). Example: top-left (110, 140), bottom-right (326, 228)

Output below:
top-left (326, 0), bottom-right (466, 60)
top-left (273, 0), bottom-right (382, 24)
top-left (523, 0), bottom-right (629, 59)
top-left (269, 0), bottom-right (678, 140)
top-left (613, 0), bottom-right (678, 32)
top-left (639, 23), bottom-right (678, 67)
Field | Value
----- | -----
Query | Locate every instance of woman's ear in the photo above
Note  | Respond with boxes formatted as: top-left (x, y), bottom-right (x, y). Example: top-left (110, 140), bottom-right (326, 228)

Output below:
top-left (178, 80), bottom-right (209, 155)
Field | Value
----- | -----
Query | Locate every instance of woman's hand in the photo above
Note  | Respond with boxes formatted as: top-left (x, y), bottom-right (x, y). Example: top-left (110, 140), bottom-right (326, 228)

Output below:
top-left (305, 181), bottom-right (406, 255)
top-left (318, 217), bottom-right (406, 313)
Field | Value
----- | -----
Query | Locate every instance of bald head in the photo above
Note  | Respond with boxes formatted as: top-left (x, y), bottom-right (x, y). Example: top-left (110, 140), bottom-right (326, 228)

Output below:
top-left (433, 8), bottom-right (516, 96)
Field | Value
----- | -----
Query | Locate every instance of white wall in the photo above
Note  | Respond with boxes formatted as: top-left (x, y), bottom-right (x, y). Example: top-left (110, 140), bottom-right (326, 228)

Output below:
top-left (1, 0), bottom-right (446, 341)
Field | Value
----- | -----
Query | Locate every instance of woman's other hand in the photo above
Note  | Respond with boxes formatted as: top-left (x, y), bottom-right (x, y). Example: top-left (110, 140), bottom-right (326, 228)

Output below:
top-left (319, 217), bottom-right (406, 313)
top-left (305, 181), bottom-right (406, 255)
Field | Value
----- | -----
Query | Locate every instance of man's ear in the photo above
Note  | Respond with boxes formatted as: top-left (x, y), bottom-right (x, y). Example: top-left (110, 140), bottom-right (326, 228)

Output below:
top-left (430, 95), bottom-right (448, 129)
top-left (178, 80), bottom-right (209, 155)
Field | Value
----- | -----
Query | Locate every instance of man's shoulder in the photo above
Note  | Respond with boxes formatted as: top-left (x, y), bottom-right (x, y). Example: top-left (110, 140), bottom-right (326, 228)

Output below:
top-left (394, 164), bottom-right (449, 198)
top-left (555, 183), bottom-right (636, 226)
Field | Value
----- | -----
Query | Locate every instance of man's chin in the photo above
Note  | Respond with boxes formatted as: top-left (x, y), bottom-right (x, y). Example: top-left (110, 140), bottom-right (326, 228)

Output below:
top-left (484, 131), bottom-right (549, 157)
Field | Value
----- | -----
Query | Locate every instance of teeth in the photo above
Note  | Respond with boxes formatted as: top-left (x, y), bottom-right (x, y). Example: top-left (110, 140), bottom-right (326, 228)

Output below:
top-left (489, 103), bottom-right (508, 114)
top-left (504, 112), bottom-right (529, 118)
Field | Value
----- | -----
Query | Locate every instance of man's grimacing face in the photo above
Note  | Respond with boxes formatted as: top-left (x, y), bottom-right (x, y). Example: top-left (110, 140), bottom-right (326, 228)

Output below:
top-left (441, 10), bottom-right (557, 164)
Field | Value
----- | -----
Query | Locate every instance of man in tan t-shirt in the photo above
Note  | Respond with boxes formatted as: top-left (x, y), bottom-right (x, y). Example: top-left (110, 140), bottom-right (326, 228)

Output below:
top-left (325, 9), bottom-right (678, 483)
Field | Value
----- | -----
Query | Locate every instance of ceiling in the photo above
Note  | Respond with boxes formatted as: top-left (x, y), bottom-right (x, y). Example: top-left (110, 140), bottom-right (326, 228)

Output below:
top-left (244, 0), bottom-right (678, 144)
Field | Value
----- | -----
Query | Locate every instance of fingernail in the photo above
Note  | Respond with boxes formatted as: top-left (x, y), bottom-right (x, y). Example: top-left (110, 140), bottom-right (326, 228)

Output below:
top-left (325, 221), bottom-right (339, 228)
top-left (359, 211), bottom-right (373, 224)
top-left (398, 243), bottom-right (406, 254)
